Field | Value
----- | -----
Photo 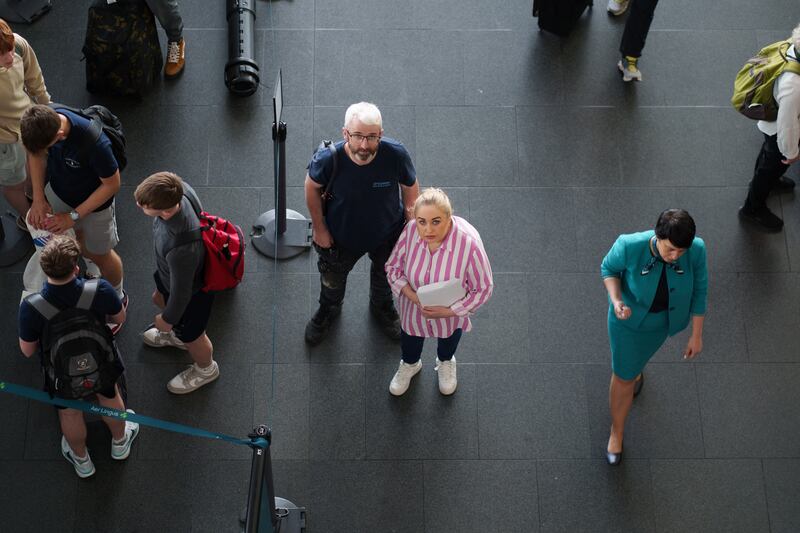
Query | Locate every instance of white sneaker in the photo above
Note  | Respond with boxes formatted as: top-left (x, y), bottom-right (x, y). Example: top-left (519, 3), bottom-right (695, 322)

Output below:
top-left (167, 361), bottom-right (219, 394)
top-left (111, 409), bottom-right (140, 460)
top-left (435, 357), bottom-right (457, 396)
top-left (618, 56), bottom-right (642, 82)
top-left (61, 436), bottom-right (95, 478)
top-left (607, 0), bottom-right (630, 16)
top-left (389, 360), bottom-right (422, 396)
top-left (142, 326), bottom-right (187, 350)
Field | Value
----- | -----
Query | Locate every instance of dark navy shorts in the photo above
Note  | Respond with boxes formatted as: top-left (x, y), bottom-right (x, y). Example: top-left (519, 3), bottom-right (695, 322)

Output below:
top-left (153, 272), bottom-right (215, 343)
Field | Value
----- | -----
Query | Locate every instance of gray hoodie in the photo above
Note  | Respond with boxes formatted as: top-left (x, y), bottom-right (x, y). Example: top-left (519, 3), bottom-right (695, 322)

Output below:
top-left (153, 183), bottom-right (205, 325)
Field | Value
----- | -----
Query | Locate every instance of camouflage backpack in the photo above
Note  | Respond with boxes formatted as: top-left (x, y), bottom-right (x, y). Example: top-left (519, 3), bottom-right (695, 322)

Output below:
top-left (731, 39), bottom-right (800, 121)
top-left (83, 0), bottom-right (163, 98)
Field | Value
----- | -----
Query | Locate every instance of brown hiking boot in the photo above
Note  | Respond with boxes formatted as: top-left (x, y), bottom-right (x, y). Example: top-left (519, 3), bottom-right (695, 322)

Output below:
top-left (165, 38), bottom-right (185, 78)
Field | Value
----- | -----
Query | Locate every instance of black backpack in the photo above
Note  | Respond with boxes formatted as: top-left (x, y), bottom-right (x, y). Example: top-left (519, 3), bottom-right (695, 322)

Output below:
top-left (83, 0), bottom-right (163, 98)
top-left (49, 103), bottom-right (128, 172)
top-left (25, 280), bottom-right (124, 400)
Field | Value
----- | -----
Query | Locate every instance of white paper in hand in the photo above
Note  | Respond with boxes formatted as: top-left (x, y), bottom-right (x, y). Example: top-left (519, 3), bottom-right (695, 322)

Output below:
top-left (416, 278), bottom-right (466, 307)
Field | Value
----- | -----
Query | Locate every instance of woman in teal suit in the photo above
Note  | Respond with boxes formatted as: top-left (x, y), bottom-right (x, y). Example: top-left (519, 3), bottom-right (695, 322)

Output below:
top-left (600, 209), bottom-right (707, 465)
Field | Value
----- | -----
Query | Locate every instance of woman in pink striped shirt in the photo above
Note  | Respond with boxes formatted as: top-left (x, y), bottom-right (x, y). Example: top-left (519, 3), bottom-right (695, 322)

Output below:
top-left (385, 188), bottom-right (493, 396)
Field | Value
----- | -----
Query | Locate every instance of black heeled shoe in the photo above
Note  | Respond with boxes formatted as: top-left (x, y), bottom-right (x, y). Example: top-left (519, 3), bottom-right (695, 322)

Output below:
top-left (606, 446), bottom-right (623, 466)
top-left (633, 372), bottom-right (644, 398)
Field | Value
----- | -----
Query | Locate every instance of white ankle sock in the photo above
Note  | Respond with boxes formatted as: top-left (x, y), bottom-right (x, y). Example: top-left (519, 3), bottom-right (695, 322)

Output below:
top-left (196, 361), bottom-right (216, 375)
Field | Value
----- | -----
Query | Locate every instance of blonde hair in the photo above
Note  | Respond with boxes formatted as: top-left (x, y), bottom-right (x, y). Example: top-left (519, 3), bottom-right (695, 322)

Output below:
top-left (793, 22), bottom-right (800, 49)
top-left (344, 102), bottom-right (382, 129)
top-left (414, 187), bottom-right (453, 218)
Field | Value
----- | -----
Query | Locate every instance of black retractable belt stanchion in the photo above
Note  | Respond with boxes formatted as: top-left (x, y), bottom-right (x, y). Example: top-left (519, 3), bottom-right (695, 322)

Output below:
top-left (225, 0), bottom-right (259, 96)
top-left (241, 426), bottom-right (306, 533)
top-left (251, 70), bottom-right (313, 259)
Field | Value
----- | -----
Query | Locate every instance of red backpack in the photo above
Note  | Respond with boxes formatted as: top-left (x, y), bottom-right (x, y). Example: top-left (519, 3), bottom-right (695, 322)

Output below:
top-left (170, 193), bottom-right (245, 292)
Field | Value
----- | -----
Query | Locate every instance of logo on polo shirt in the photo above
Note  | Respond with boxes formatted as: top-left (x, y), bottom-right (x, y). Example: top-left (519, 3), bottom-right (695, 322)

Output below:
top-left (65, 158), bottom-right (82, 169)
top-left (372, 181), bottom-right (391, 188)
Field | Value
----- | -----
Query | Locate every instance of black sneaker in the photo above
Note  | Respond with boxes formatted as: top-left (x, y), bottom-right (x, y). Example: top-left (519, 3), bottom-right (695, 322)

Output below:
top-left (772, 175), bottom-right (796, 194)
top-left (369, 302), bottom-right (401, 340)
top-left (738, 205), bottom-right (784, 232)
top-left (304, 305), bottom-right (341, 345)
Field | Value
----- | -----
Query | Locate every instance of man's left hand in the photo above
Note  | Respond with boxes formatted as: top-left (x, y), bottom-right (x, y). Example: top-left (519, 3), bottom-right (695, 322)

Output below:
top-left (155, 313), bottom-right (173, 332)
top-left (43, 213), bottom-right (75, 234)
top-left (421, 306), bottom-right (456, 319)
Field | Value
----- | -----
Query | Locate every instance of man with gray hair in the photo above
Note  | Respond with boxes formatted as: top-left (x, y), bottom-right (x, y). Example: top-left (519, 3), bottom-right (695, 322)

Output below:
top-left (304, 102), bottom-right (419, 345)
top-left (739, 23), bottom-right (800, 232)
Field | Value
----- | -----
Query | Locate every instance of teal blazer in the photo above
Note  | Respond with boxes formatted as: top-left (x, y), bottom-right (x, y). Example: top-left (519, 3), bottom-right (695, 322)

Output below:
top-left (601, 230), bottom-right (708, 336)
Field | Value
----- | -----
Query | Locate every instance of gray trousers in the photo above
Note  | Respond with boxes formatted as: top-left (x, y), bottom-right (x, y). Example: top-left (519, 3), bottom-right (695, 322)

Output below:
top-left (145, 0), bottom-right (183, 42)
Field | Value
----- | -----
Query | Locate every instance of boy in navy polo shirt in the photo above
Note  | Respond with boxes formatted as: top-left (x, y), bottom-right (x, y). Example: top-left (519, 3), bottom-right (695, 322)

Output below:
top-left (20, 104), bottom-right (127, 331)
top-left (304, 102), bottom-right (420, 345)
top-left (18, 235), bottom-right (138, 479)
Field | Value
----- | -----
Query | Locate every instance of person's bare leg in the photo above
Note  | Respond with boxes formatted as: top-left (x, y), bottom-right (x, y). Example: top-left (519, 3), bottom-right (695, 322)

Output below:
top-left (3, 181), bottom-right (30, 216)
top-left (83, 249), bottom-right (123, 287)
top-left (152, 289), bottom-right (166, 310)
top-left (58, 408), bottom-right (88, 457)
top-left (96, 385), bottom-right (126, 441)
top-left (185, 332), bottom-right (213, 368)
top-left (608, 373), bottom-right (636, 453)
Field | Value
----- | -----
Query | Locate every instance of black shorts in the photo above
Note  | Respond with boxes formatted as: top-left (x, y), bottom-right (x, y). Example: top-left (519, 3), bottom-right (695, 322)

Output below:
top-left (50, 383), bottom-right (117, 411)
top-left (153, 272), bottom-right (215, 343)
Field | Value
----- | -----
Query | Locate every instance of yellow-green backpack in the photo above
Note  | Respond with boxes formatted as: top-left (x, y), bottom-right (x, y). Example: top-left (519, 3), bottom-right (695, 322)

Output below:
top-left (732, 39), bottom-right (800, 121)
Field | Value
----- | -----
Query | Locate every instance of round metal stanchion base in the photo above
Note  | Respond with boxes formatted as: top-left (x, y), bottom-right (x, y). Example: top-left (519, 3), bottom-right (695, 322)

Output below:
top-left (0, 215), bottom-right (32, 267)
top-left (239, 497), bottom-right (306, 532)
top-left (251, 209), bottom-right (311, 260)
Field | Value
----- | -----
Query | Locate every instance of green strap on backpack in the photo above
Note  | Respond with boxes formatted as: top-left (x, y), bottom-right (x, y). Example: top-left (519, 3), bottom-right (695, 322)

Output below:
top-left (732, 39), bottom-right (800, 121)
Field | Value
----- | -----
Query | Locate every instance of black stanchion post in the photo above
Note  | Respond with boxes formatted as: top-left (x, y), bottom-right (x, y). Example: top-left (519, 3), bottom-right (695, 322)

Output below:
top-left (241, 426), bottom-right (306, 532)
top-left (251, 70), bottom-right (312, 259)
top-left (273, 121), bottom-right (287, 236)
top-left (244, 426), bottom-right (277, 533)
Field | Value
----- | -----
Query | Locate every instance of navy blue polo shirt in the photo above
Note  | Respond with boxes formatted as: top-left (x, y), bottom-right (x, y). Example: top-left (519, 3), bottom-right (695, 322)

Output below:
top-left (47, 109), bottom-right (118, 211)
top-left (308, 137), bottom-right (416, 253)
top-left (18, 278), bottom-right (122, 342)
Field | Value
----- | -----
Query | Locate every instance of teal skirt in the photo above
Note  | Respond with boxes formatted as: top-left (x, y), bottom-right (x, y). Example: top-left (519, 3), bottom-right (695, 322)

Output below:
top-left (607, 307), bottom-right (669, 381)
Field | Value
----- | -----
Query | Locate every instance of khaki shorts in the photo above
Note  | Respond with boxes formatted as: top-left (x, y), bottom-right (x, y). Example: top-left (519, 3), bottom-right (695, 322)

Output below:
top-left (45, 182), bottom-right (119, 255)
top-left (0, 141), bottom-right (27, 186)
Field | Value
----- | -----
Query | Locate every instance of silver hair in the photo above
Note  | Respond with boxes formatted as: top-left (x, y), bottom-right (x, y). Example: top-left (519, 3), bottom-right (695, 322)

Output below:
top-left (344, 102), bottom-right (382, 129)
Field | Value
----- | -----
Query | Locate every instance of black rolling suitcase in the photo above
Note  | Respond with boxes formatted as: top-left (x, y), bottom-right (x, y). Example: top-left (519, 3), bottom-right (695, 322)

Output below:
top-left (533, 0), bottom-right (593, 37)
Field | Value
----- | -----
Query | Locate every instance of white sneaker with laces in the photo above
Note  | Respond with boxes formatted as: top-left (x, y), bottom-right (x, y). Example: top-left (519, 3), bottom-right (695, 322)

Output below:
top-left (111, 409), bottom-right (140, 460)
top-left (435, 357), bottom-right (457, 396)
top-left (389, 360), bottom-right (422, 396)
top-left (61, 436), bottom-right (95, 478)
top-left (167, 361), bottom-right (219, 394)
top-left (142, 326), bottom-right (187, 350)
top-left (607, 0), bottom-right (630, 16)
top-left (618, 56), bottom-right (642, 82)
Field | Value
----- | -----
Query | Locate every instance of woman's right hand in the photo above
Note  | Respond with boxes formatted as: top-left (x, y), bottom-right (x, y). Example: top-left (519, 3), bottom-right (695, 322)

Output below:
top-left (402, 285), bottom-right (421, 307)
top-left (613, 300), bottom-right (631, 320)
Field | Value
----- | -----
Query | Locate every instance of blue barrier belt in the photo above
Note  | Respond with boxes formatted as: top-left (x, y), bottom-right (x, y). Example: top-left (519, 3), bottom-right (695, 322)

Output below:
top-left (0, 380), bottom-right (268, 449)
